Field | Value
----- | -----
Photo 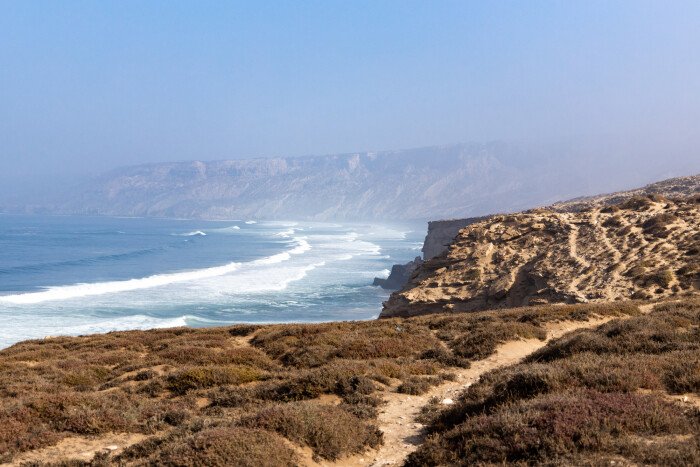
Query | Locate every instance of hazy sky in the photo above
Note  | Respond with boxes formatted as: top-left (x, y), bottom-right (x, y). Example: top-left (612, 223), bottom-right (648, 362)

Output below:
top-left (1, 1), bottom-right (699, 195)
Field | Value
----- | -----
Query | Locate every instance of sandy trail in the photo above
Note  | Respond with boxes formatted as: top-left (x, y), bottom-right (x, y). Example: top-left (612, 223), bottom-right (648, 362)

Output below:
top-left (335, 316), bottom-right (618, 467)
top-left (355, 306), bottom-right (663, 467)
top-left (6, 433), bottom-right (148, 467)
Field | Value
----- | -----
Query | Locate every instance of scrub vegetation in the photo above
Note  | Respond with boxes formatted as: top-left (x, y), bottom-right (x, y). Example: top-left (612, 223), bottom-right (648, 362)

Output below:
top-left (408, 298), bottom-right (700, 466)
top-left (0, 301), bottom-right (640, 464)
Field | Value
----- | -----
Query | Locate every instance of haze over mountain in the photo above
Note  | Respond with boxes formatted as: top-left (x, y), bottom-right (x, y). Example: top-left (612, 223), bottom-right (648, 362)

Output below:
top-left (8, 140), bottom-right (699, 221)
top-left (3, 2), bottom-right (700, 207)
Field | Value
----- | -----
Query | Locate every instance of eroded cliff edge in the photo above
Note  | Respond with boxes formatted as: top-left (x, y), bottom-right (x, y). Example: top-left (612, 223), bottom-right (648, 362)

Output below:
top-left (380, 175), bottom-right (700, 318)
top-left (376, 174), bottom-right (700, 292)
top-left (421, 217), bottom-right (493, 260)
top-left (373, 217), bottom-right (491, 290)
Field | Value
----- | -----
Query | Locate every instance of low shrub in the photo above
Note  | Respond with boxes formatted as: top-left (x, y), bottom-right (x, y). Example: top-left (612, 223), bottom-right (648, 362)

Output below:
top-left (397, 377), bottom-right (433, 395)
top-left (134, 369), bottom-right (156, 381)
top-left (449, 322), bottom-right (546, 360)
top-left (239, 402), bottom-right (383, 460)
top-left (407, 390), bottom-right (695, 466)
top-left (409, 298), bottom-right (700, 466)
top-left (663, 357), bottom-right (700, 394)
top-left (167, 365), bottom-right (265, 395)
top-left (642, 213), bottom-right (678, 238)
top-left (227, 324), bottom-right (261, 337)
top-left (145, 427), bottom-right (298, 467)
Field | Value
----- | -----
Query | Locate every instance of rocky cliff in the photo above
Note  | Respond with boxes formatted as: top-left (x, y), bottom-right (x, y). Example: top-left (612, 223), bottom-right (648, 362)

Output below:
top-left (420, 175), bottom-right (700, 260)
top-left (374, 175), bottom-right (700, 291)
top-left (14, 142), bottom-right (699, 221)
top-left (373, 256), bottom-right (423, 290)
top-left (421, 217), bottom-right (493, 260)
top-left (381, 187), bottom-right (700, 318)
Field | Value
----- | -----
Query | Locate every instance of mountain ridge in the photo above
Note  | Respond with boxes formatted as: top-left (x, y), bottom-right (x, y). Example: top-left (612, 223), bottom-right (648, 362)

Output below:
top-left (8, 141), bottom-right (698, 221)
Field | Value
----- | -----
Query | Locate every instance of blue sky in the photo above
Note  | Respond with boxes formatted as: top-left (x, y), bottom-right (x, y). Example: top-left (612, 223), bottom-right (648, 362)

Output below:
top-left (1, 1), bottom-right (699, 193)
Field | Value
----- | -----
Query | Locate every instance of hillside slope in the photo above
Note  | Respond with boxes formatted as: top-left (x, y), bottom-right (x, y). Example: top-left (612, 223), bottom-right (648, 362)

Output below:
top-left (419, 173), bottom-right (700, 261)
top-left (550, 173), bottom-right (700, 212)
top-left (12, 143), bottom-right (698, 221)
top-left (381, 194), bottom-right (700, 317)
top-left (0, 301), bottom-right (640, 466)
top-left (407, 299), bottom-right (700, 466)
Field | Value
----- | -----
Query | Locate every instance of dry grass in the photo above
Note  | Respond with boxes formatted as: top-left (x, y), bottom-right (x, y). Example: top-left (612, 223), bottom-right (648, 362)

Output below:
top-left (407, 297), bottom-right (700, 466)
top-left (239, 402), bottom-right (383, 461)
top-left (117, 427), bottom-right (298, 466)
top-left (0, 301), bottom-right (642, 464)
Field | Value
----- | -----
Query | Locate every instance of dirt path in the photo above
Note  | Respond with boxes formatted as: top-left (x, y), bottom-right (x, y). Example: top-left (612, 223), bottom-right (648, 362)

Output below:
top-left (342, 316), bottom-right (618, 467)
top-left (5, 433), bottom-right (148, 467)
top-left (566, 219), bottom-right (591, 270)
top-left (566, 218), bottom-right (593, 293)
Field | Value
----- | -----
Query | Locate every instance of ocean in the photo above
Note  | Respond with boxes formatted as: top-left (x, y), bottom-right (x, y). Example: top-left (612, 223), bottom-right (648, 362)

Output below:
top-left (0, 214), bottom-right (425, 349)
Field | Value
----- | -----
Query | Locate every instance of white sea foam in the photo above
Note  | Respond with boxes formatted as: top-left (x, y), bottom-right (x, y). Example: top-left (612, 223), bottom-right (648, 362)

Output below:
top-left (245, 220), bottom-right (257, 224)
top-left (176, 230), bottom-right (207, 237)
top-left (0, 238), bottom-right (311, 305)
top-left (67, 314), bottom-right (190, 334)
top-left (335, 254), bottom-right (354, 261)
top-left (0, 262), bottom-right (243, 305)
top-left (365, 227), bottom-right (411, 240)
top-left (250, 238), bottom-right (311, 265)
top-left (377, 268), bottom-right (391, 278)
top-left (0, 314), bottom-right (195, 348)
top-left (306, 231), bottom-right (381, 260)
top-left (215, 261), bottom-right (327, 294)
top-left (274, 228), bottom-right (296, 238)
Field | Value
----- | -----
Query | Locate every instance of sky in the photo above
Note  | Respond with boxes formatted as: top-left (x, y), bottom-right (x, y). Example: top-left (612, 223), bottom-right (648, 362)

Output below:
top-left (1, 1), bottom-right (699, 197)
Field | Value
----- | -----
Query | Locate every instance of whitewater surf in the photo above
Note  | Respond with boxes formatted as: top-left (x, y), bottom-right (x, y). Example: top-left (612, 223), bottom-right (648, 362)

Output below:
top-left (0, 215), bottom-right (423, 348)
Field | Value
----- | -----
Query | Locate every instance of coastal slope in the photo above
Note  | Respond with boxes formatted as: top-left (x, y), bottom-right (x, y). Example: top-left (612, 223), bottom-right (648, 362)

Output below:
top-left (419, 173), bottom-right (700, 261)
top-left (374, 174), bottom-right (700, 291)
top-left (381, 193), bottom-right (700, 317)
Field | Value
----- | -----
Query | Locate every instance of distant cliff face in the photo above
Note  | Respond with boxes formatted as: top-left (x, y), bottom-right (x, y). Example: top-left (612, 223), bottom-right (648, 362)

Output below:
top-left (40, 144), bottom-right (530, 221)
top-left (381, 191), bottom-right (700, 318)
top-left (18, 142), bottom-right (696, 221)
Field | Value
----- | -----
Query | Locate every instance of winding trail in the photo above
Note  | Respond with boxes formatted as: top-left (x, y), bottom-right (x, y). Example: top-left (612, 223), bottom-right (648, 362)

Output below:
top-left (331, 316), bottom-right (621, 467)
top-left (6, 433), bottom-right (148, 466)
top-left (566, 218), bottom-right (593, 293)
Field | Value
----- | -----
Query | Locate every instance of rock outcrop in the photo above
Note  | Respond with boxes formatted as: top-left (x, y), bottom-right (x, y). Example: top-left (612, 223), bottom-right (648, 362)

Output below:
top-left (380, 193), bottom-right (700, 318)
top-left (376, 174), bottom-right (700, 295)
top-left (421, 217), bottom-right (493, 260)
top-left (373, 257), bottom-right (423, 290)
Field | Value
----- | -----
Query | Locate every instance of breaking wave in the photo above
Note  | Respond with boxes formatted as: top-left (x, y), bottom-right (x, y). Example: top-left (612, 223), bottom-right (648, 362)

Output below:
top-left (176, 230), bottom-right (207, 237)
top-left (0, 238), bottom-right (311, 305)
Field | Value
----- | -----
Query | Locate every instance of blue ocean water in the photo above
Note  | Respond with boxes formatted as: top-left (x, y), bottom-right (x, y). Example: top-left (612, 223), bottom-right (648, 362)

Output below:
top-left (0, 215), bottom-right (425, 348)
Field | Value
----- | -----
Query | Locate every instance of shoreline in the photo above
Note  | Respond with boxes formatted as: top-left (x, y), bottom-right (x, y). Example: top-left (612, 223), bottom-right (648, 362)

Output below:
top-left (0, 217), bottom-right (420, 350)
